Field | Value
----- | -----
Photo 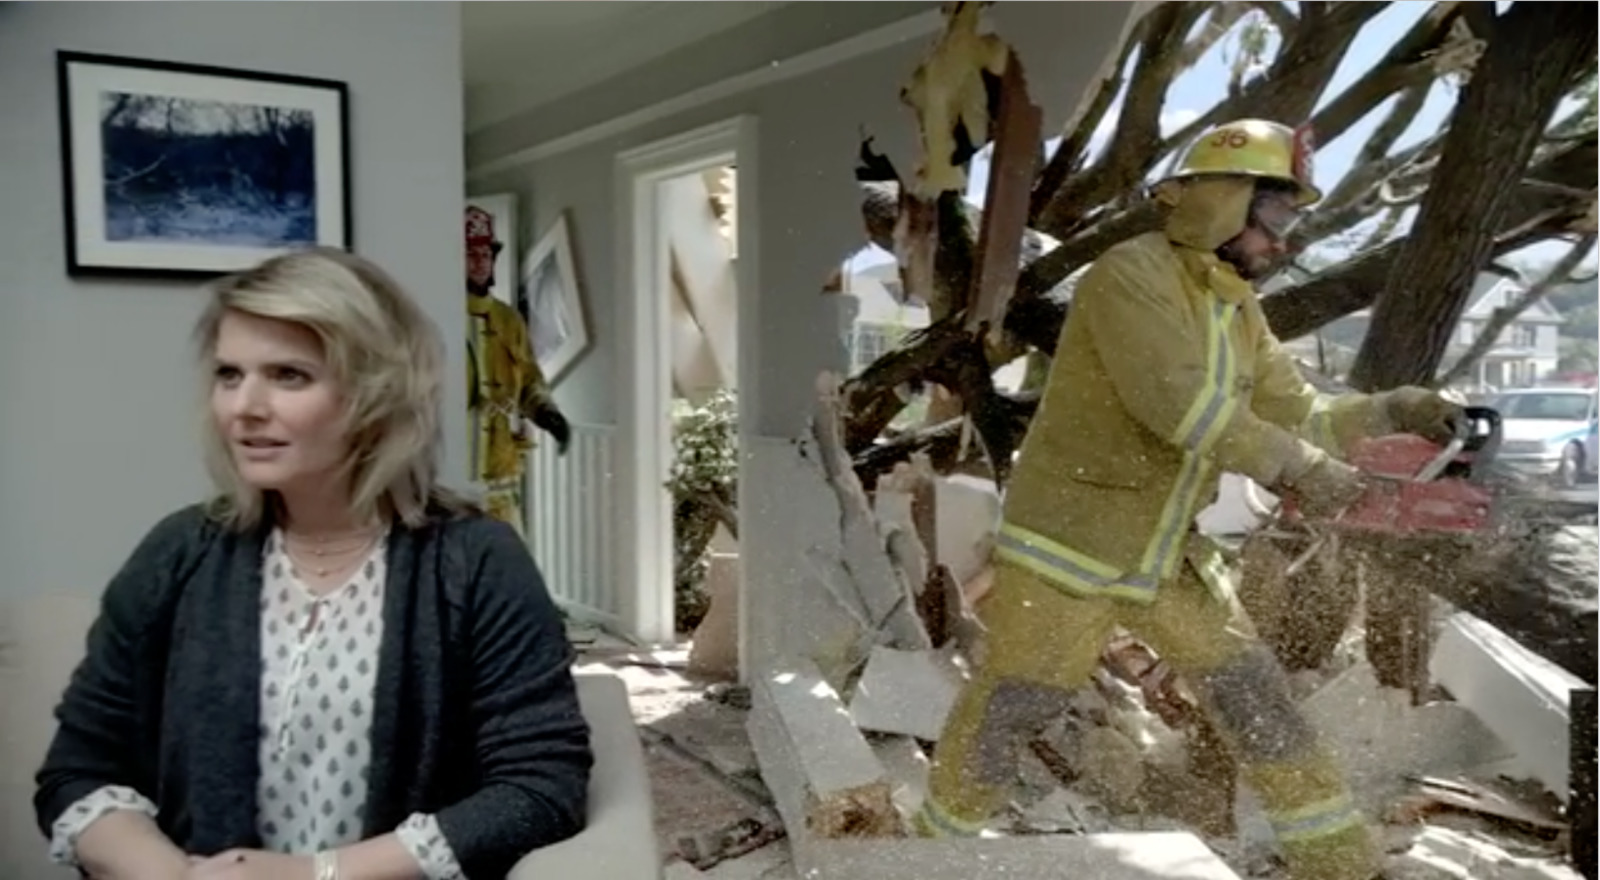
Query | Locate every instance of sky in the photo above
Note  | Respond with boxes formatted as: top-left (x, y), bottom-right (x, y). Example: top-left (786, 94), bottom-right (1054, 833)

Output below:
top-left (853, 3), bottom-right (1593, 278)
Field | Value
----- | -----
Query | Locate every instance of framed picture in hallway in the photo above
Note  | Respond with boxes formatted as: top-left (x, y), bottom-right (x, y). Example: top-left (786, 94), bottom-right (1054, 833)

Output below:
top-left (56, 51), bottom-right (351, 278)
top-left (521, 213), bottom-right (589, 384)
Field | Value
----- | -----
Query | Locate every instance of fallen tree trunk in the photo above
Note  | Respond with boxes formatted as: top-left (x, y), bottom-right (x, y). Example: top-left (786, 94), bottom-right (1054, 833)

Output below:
top-left (1430, 501), bottom-right (1598, 686)
top-left (997, 134), bottom-right (1599, 359)
top-left (1349, 1), bottom-right (1599, 390)
top-left (849, 134), bottom-right (1595, 441)
top-left (1242, 471), bottom-right (1597, 687)
top-left (838, 2), bottom-right (1595, 480)
top-left (851, 391), bottom-right (1038, 487)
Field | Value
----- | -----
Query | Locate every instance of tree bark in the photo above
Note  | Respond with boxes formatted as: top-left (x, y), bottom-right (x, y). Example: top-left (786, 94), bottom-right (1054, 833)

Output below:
top-left (1034, 2), bottom-right (1208, 237)
top-left (841, 2), bottom-right (1594, 476)
top-left (996, 136), bottom-right (1593, 360)
top-left (1261, 133), bottom-right (1596, 342)
top-left (1348, 2), bottom-right (1598, 391)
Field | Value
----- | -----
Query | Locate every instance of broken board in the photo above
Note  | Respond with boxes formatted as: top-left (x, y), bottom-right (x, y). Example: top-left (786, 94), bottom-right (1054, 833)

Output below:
top-left (745, 659), bottom-right (901, 841)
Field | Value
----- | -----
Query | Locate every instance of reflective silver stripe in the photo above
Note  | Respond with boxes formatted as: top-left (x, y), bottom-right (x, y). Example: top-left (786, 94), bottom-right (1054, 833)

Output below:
top-left (999, 298), bottom-right (1241, 603)
top-left (915, 801), bottom-right (985, 838)
top-left (996, 526), bottom-right (1159, 603)
top-left (1141, 302), bottom-right (1236, 579)
top-left (1140, 450), bottom-right (1211, 580)
top-left (1174, 302), bottom-right (1240, 456)
top-left (1269, 795), bottom-right (1364, 843)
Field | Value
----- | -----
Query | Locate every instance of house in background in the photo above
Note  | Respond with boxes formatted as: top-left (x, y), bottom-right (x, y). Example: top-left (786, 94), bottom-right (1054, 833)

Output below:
top-left (1445, 273), bottom-right (1566, 393)
top-left (1270, 271), bottom-right (1570, 391)
top-left (838, 247), bottom-right (926, 376)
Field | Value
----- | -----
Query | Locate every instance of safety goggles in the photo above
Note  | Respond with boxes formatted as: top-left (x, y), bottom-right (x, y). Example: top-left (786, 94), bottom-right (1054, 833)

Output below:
top-left (1248, 195), bottom-right (1304, 242)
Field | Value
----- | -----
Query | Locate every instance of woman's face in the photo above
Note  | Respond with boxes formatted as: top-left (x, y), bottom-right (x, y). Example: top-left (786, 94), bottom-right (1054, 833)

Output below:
top-left (211, 311), bottom-right (350, 496)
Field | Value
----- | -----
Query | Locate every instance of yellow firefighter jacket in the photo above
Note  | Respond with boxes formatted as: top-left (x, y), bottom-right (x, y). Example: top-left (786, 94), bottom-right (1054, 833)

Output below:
top-left (467, 291), bottom-right (554, 484)
top-left (1000, 177), bottom-right (1383, 605)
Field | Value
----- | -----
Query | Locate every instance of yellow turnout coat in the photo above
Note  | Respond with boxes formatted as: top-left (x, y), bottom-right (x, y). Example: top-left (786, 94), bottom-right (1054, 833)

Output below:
top-left (999, 177), bottom-right (1384, 604)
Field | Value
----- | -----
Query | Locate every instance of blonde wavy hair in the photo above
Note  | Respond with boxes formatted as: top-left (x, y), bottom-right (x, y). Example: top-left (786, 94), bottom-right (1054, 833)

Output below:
top-left (193, 247), bottom-right (473, 530)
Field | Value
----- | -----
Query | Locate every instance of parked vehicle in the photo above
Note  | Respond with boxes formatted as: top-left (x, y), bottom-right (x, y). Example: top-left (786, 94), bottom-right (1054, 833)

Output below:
top-left (1489, 387), bottom-right (1599, 487)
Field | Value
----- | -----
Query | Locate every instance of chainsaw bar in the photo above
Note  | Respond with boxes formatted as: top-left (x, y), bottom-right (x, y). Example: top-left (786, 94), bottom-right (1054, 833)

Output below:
top-left (1293, 407), bottom-right (1503, 538)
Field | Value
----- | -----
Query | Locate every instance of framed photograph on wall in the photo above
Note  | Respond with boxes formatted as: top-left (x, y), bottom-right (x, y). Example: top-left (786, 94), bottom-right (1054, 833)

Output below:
top-left (464, 193), bottom-right (519, 308)
top-left (56, 51), bottom-right (351, 278)
top-left (521, 213), bottom-right (589, 384)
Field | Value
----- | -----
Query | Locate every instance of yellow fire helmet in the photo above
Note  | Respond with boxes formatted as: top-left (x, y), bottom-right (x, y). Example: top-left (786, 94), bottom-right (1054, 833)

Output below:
top-left (1163, 119), bottom-right (1322, 207)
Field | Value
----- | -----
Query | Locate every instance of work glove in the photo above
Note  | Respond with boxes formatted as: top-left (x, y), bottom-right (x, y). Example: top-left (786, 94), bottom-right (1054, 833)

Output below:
top-left (1379, 386), bottom-right (1465, 445)
top-left (531, 400), bottom-right (572, 455)
top-left (1277, 451), bottom-right (1366, 521)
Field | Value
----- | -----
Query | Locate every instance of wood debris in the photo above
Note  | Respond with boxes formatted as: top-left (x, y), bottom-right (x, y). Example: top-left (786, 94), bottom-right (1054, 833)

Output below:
top-left (899, 1), bottom-right (1010, 198)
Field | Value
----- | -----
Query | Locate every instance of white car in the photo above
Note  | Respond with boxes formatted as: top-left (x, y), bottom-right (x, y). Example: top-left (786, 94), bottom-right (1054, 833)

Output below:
top-left (1489, 387), bottom-right (1599, 487)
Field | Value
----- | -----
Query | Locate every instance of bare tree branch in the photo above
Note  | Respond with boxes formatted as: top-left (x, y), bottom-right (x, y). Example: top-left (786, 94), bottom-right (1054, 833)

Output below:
top-left (1436, 232), bottom-right (1598, 386)
top-left (1294, 126), bottom-right (1444, 249)
top-left (1263, 135), bottom-right (1595, 341)
top-left (1247, 1), bottom-right (1298, 38)
top-left (1159, 1), bottom-right (1395, 166)
top-left (1015, 198), bottom-right (1168, 302)
top-left (1308, 2), bottom-right (1466, 144)
top-left (1358, 84), bottom-right (1431, 170)
top-left (1363, 206), bottom-right (1407, 251)
top-left (1521, 179), bottom-right (1597, 200)
top-left (1028, 10), bottom-right (1144, 223)
top-left (1349, 1), bottom-right (1597, 390)
top-left (1028, 0), bottom-right (1241, 225)
top-left (1179, 3), bottom-right (1253, 71)
top-left (1035, 2), bottom-right (1208, 237)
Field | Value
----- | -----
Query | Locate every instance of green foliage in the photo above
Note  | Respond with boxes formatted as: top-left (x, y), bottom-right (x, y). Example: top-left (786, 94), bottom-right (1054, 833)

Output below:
top-left (667, 389), bottom-right (738, 632)
top-left (667, 388), bottom-right (738, 501)
top-left (1561, 301), bottom-right (1598, 340)
top-left (1559, 337), bottom-right (1598, 373)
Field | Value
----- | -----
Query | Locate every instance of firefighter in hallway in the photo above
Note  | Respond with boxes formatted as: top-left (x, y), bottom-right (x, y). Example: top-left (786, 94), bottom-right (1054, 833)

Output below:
top-left (465, 205), bottom-right (571, 535)
top-left (912, 119), bottom-right (1463, 880)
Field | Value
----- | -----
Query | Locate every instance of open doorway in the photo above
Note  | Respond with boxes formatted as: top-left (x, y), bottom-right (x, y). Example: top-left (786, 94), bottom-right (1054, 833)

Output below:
top-left (663, 164), bottom-right (740, 645)
top-left (616, 118), bottom-right (755, 652)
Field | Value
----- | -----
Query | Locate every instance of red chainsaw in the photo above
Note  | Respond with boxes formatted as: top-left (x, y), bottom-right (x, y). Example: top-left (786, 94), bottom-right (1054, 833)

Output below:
top-left (1285, 406), bottom-right (1502, 537)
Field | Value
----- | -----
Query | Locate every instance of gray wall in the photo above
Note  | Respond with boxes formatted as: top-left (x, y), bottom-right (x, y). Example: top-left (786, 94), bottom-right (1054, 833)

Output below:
top-left (471, 41), bottom-right (926, 432)
top-left (0, 2), bottom-right (465, 601)
top-left (471, 1), bottom-right (1141, 434)
top-left (468, 2), bottom-right (1143, 669)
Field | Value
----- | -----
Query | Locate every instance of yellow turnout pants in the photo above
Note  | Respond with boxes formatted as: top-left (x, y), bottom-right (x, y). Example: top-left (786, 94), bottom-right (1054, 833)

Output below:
top-left (484, 477), bottom-right (526, 538)
top-left (916, 557), bottom-right (1376, 880)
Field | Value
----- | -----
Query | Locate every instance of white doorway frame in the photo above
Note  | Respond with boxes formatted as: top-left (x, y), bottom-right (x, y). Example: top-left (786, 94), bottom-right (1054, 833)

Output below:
top-left (615, 116), bottom-right (758, 646)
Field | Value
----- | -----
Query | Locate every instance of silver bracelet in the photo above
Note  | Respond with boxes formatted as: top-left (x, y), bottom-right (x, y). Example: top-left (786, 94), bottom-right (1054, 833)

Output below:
top-left (313, 850), bottom-right (340, 880)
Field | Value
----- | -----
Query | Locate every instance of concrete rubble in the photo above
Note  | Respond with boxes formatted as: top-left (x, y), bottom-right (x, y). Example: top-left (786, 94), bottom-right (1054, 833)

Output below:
top-left (728, 403), bottom-right (1595, 880)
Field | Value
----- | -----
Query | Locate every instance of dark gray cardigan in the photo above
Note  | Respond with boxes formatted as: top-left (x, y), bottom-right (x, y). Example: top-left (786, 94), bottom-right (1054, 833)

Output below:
top-left (34, 503), bottom-right (593, 878)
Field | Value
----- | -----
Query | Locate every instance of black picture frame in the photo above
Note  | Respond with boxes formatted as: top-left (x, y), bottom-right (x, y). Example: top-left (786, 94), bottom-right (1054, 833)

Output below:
top-left (56, 50), bottom-right (352, 279)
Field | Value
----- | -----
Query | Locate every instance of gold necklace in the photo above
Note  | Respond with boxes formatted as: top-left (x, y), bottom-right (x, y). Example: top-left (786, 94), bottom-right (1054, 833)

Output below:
top-left (288, 542), bottom-right (374, 579)
top-left (285, 529), bottom-right (381, 579)
top-left (286, 535), bottom-right (376, 558)
top-left (285, 523), bottom-right (380, 543)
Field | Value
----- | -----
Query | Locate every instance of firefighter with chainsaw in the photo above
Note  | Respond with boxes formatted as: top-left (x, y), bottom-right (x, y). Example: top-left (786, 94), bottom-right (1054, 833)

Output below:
top-left (914, 119), bottom-right (1464, 880)
top-left (465, 205), bottom-right (571, 536)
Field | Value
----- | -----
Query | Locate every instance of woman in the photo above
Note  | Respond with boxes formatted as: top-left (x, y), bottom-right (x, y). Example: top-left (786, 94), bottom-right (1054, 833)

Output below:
top-left (34, 248), bottom-right (593, 880)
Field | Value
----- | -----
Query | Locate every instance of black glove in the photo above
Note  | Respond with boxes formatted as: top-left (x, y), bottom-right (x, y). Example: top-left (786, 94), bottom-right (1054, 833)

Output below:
top-left (531, 401), bottom-right (571, 455)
